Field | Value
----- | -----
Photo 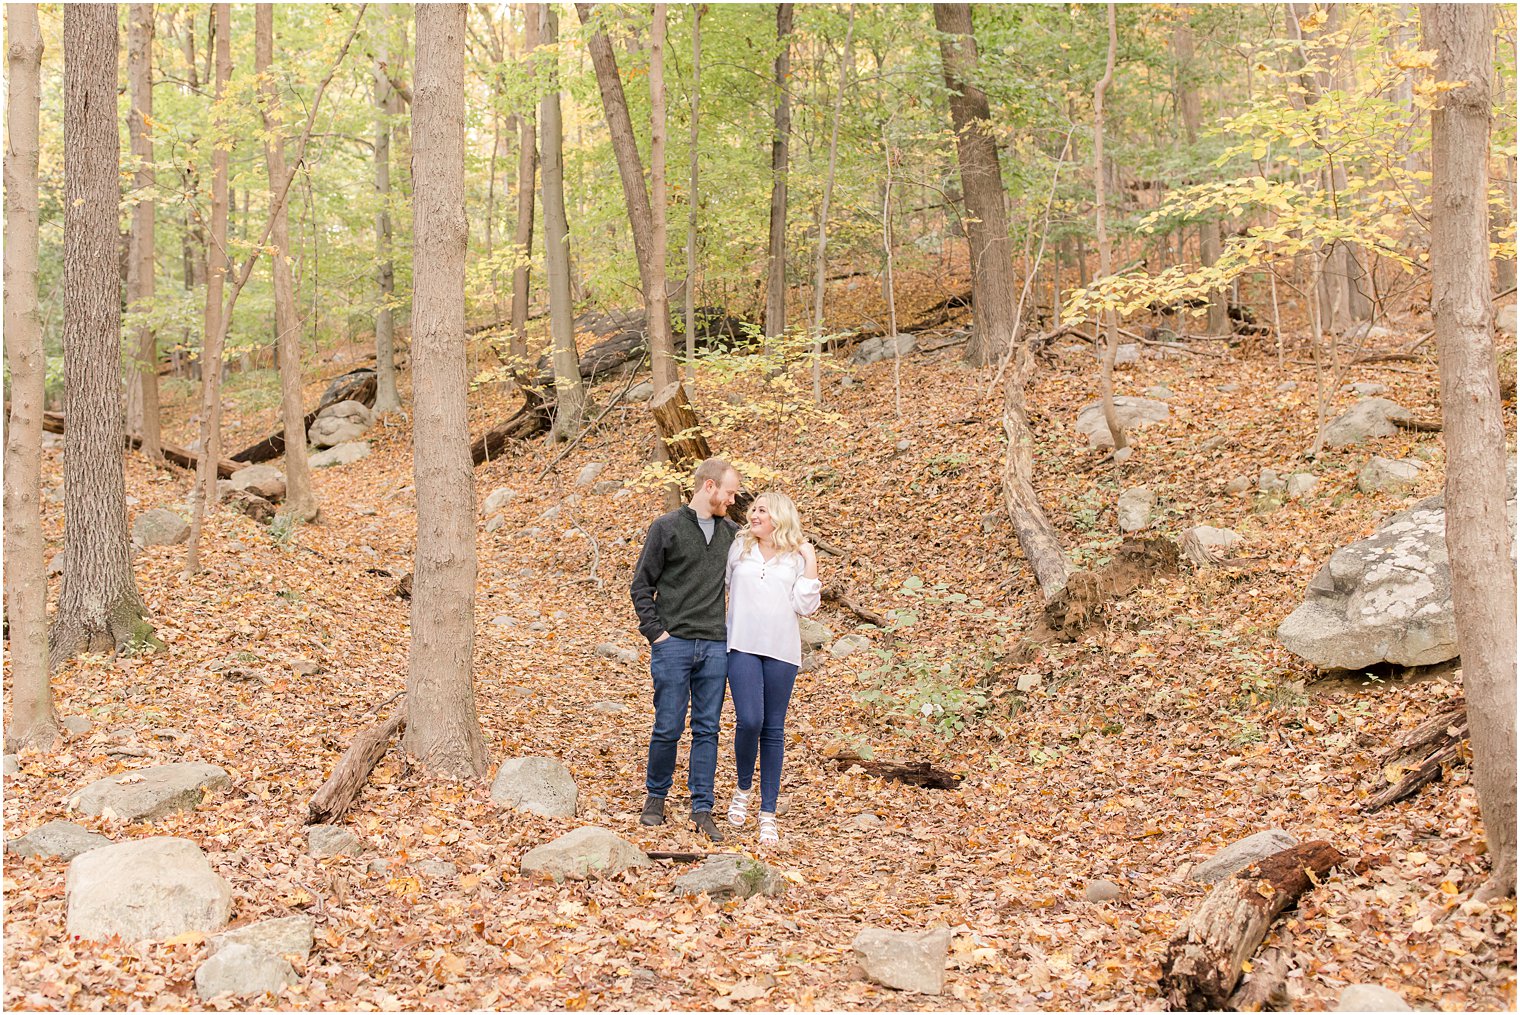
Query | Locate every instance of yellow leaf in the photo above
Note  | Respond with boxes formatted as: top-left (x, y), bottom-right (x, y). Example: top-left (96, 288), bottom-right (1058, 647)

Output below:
top-left (163, 930), bottom-right (206, 946)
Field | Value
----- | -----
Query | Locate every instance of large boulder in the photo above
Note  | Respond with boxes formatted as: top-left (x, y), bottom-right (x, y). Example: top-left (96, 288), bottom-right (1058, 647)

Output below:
top-left (228, 465), bottom-right (286, 502)
top-left (308, 441), bottom-right (370, 469)
top-left (674, 855), bottom-right (784, 900)
top-left (1075, 397), bottom-right (1170, 449)
top-left (489, 757), bottom-right (579, 818)
top-left (67, 762), bottom-right (229, 822)
top-left (519, 826), bottom-right (649, 883)
top-left (852, 927), bottom-right (951, 995)
top-left (307, 400), bottom-right (373, 448)
top-left (66, 837), bottom-right (232, 942)
top-left (132, 508), bottom-right (190, 546)
top-left (6, 819), bottom-right (112, 861)
top-left (851, 333), bottom-right (917, 366)
top-left (1279, 471), bottom-right (1517, 670)
top-left (195, 915), bottom-right (313, 1000)
top-left (1189, 829), bottom-right (1298, 884)
top-left (1320, 398), bottom-right (1411, 448)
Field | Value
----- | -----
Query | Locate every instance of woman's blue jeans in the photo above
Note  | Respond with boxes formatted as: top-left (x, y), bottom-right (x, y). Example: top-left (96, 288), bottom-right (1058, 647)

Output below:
top-left (727, 650), bottom-right (798, 813)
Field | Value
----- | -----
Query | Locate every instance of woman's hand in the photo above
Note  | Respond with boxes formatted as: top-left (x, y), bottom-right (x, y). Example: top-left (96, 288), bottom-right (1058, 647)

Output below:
top-left (798, 541), bottom-right (818, 578)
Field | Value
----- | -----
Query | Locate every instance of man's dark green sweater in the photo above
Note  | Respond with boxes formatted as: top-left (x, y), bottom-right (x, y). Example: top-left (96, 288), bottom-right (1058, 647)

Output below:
top-left (630, 506), bottom-right (737, 644)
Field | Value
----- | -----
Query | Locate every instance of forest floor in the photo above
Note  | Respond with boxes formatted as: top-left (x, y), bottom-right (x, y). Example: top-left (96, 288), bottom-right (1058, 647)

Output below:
top-left (4, 271), bottom-right (1517, 1011)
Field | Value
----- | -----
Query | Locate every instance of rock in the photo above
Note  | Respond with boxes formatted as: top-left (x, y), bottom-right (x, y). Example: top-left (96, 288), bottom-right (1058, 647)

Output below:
top-left (592, 480), bottom-right (622, 495)
top-left (1336, 984), bottom-right (1412, 1011)
top-left (307, 824), bottom-right (361, 858)
top-left (1075, 397), bottom-right (1171, 449)
top-left (2, 754), bottom-right (17, 776)
top-left (307, 399), bottom-right (373, 448)
top-left (416, 860), bottom-right (457, 880)
top-left (1016, 672), bottom-right (1043, 693)
top-left (595, 642), bottom-right (640, 665)
top-left (830, 634), bottom-right (872, 659)
top-left (1345, 322), bottom-right (1393, 342)
top-left (1217, 382), bottom-right (1240, 394)
top-left (62, 714), bottom-right (92, 735)
top-left (6, 819), bottom-right (112, 860)
top-left (195, 916), bottom-right (313, 1000)
top-left (519, 826), bottom-right (649, 882)
top-left (365, 859), bottom-right (390, 877)
top-left (1189, 829), bottom-right (1299, 884)
top-left (226, 490), bottom-right (276, 523)
top-left (133, 508), bottom-right (190, 546)
top-left (1321, 398), bottom-right (1411, 448)
top-left (1084, 879), bottom-right (1121, 902)
top-left (851, 333), bottom-right (916, 366)
top-left (623, 380), bottom-right (655, 402)
top-left (47, 551), bottom-right (66, 577)
top-left (484, 514), bottom-right (505, 533)
top-left (1258, 468), bottom-right (1286, 494)
top-left (574, 462), bottom-right (607, 488)
top-left (849, 813), bottom-right (882, 830)
top-left (1117, 486), bottom-right (1155, 532)
top-left (490, 615), bottom-right (517, 628)
top-left (674, 855), bottom-right (784, 900)
top-left (490, 757), bottom-right (578, 818)
top-left (799, 616), bottom-right (833, 651)
top-left (229, 465), bottom-right (286, 502)
top-left (68, 762), bottom-right (229, 822)
top-left (1224, 476), bottom-right (1253, 495)
top-left (589, 700), bottom-right (630, 715)
top-left (1274, 381), bottom-right (1299, 394)
top-left (852, 927), bottom-right (951, 995)
top-left (1286, 473), bottom-right (1319, 500)
top-left (66, 837), bottom-right (232, 942)
top-left (1357, 456), bottom-right (1423, 494)
top-left (290, 657), bottom-right (321, 676)
top-left (1497, 304), bottom-right (1517, 338)
top-left (1347, 381), bottom-right (1388, 397)
top-left (308, 441), bottom-right (369, 468)
top-left (483, 487), bottom-right (516, 513)
top-left (1145, 385), bottom-right (1173, 400)
top-left (1181, 526), bottom-right (1243, 567)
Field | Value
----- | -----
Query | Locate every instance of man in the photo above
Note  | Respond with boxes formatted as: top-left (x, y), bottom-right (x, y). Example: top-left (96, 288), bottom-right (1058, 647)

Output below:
top-left (630, 457), bottom-right (743, 841)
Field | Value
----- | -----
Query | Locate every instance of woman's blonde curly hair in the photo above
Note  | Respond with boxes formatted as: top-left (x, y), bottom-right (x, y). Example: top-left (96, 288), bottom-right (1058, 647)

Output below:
top-left (739, 491), bottom-right (805, 555)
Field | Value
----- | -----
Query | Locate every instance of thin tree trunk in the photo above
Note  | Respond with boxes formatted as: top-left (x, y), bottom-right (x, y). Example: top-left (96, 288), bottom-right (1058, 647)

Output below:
top-left (128, 3), bottom-right (161, 462)
top-left (257, 4), bottom-right (318, 522)
top-left (1424, 2), bottom-right (1517, 901)
top-left (934, 3), bottom-right (1016, 367)
top-left (510, 4), bottom-right (539, 369)
top-left (539, 4), bottom-right (585, 439)
top-left (684, 4), bottom-right (702, 386)
top-left (184, 3), bottom-right (232, 577)
top-left (811, 4), bottom-right (853, 402)
top-left (764, 3), bottom-right (794, 341)
top-left (882, 123), bottom-right (901, 420)
top-left (52, 4), bottom-right (152, 664)
top-left (374, 3), bottom-right (403, 415)
top-left (649, 4), bottom-right (671, 383)
top-left (1173, 7), bottom-right (1227, 336)
top-left (1093, 2), bottom-right (1128, 458)
top-left (406, 2), bottom-right (488, 779)
top-left (4, 3), bottom-right (57, 750)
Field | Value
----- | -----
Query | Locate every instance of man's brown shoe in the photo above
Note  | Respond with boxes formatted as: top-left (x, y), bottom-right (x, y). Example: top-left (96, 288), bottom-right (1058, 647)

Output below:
top-left (640, 795), bottom-right (666, 826)
top-left (692, 811), bottom-right (725, 842)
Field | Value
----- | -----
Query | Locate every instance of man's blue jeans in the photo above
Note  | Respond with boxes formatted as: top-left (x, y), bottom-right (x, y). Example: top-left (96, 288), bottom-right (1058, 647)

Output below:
top-left (646, 636), bottom-right (728, 814)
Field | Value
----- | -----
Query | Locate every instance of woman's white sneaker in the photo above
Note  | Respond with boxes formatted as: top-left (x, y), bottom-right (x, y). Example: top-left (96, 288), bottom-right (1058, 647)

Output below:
top-left (727, 789), bottom-right (751, 827)
top-left (758, 812), bottom-right (779, 845)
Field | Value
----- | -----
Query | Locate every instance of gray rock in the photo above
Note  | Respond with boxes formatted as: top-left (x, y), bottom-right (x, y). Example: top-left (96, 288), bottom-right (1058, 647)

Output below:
top-left (229, 465), bottom-right (286, 503)
top-left (490, 615), bottom-right (518, 628)
top-left (1336, 984), bottom-right (1412, 1011)
top-left (980, 511), bottom-right (1002, 534)
top-left (308, 400), bottom-right (373, 448)
top-left (1016, 672), bottom-right (1043, 693)
top-left (519, 826), bottom-right (649, 882)
top-left (1258, 468), bottom-right (1286, 494)
top-left (1321, 398), bottom-right (1412, 448)
top-left (68, 762), bottom-right (230, 822)
top-left (307, 824), bottom-right (361, 858)
top-left (2, 754), bottom-right (17, 777)
top-left (1189, 829), bottom-right (1299, 884)
top-left (1145, 385), bottom-right (1174, 400)
top-left (308, 441), bottom-right (369, 468)
top-left (623, 380), bottom-right (655, 403)
top-left (574, 462), bottom-right (607, 488)
top-left (490, 757), bottom-right (578, 818)
top-left (366, 859), bottom-right (390, 876)
top-left (1217, 382), bottom-right (1240, 394)
top-left (851, 333), bottom-right (916, 366)
top-left (595, 642), bottom-right (640, 665)
top-left (484, 515), bottom-right (505, 533)
top-left (47, 551), bottom-right (66, 577)
top-left (483, 487), bottom-right (516, 513)
top-left (852, 927), bottom-right (951, 995)
top-left (830, 634), bottom-right (872, 659)
top-left (1357, 456), bottom-right (1423, 494)
top-left (1286, 473), bottom-right (1319, 500)
top-left (1498, 304), bottom-right (1517, 338)
top-left (1181, 526), bottom-right (1243, 568)
top-left (6, 819), bottom-right (112, 860)
top-left (589, 700), bottom-right (630, 715)
top-left (1075, 397), bottom-right (1171, 449)
top-left (62, 714), bottom-right (92, 735)
top-left (592, 480), bottom-right (622, 495)
top-left (1224, 476), bottom-right (1253, 495)
top-left (1117, 486), bottom-right (1155, 533)
top-left (1345, 322), bottom-right (1393, 342)
top-left (850, 813), bottom-right (883, 830)
top-left (133, 508), bottom-right (190, 546)
top-left (1084, 879), bottom-right (1121, 902)
top-left (799, 616), bottom-right (833, 651)
top-left (1347, 382), bottom-right (1388, 397)
top-left (674, 855), bottom-right (784, 900)
top-left (1274, 381), bottom-right (1299, 394)
top-left (195, 916), bottom-right (313, 1000)
top-left (416, 860), bottom-right (457, 880)
top-left (66, 837), bottom-right (232, 942)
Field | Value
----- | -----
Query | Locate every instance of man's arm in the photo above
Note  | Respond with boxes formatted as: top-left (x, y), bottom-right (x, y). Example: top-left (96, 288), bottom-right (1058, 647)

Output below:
top-left (630, 517), bottom-right (669, 643)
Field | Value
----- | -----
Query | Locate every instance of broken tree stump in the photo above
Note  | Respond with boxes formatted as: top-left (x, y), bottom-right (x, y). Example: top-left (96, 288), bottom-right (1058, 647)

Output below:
top-left (230, 367), bottom-right (378, 464)
top-left (308, 713), bottom-right (406, 825)
top-left (1040, 537), bottom-right (1181, 640)
top-left (833, 758), bottom-right (963, 790)
top-left (651, 382), bottom-right (712, 469)
top-left (1159, 841), bottom-right (1346, 1011)
top-left (42, 411), bottom-right (241, 478)
top-left (1362, 701), bottom-right (1468, 812)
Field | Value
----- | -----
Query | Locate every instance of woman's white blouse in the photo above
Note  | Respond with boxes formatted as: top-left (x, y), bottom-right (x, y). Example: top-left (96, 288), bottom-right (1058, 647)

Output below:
top-left (725, 541), bottom-right (822, 667)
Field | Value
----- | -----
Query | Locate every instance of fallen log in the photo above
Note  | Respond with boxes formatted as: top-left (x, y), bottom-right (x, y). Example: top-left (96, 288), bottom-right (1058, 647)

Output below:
top-left (833, 758), bottom-right (963, 790)
top-left (470, 390), bottom-right (553, 466)
top-left (1362, 703), bottom-right (1468, 812)
top-left (1159, 841), bottom-right (1346, 1011)
top-left (822, 587), bottom-right (893, 639)
top-left (1226, 944), bottom-right (1290, 1012)
top-left (1393, 415), bottom-right (1443, 433)
top-left (307, 713), bottom-right (406, 824)
top-left (828, 288), bottom-right (973, 350)
top-left (230, 367), bottom-right (377, 464)
top-left (42, 411), bottom-right (241, 479)
top-left (646, 850), bottom-right (716, 863)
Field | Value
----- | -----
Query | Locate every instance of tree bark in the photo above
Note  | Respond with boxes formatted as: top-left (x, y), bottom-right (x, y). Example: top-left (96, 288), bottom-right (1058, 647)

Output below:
top-left (934, 3), bottom-right (1016, 367)
top-left (1424, 1), bottom-right (1517, 902)
top-left (1173, 7), bottom-right (1227, 337)
top-left (510, 3), bottom-right (539, 369)
top-left (811, 5), bottom-right (854, 402)
top-left (650, 4), bottom-right (671, 378)
top-left (1002, 344), bottom-right (1074, 598)
top-left (373, 3), bottom-right (403, 415)
top-left (184, 3), bottom-right (232, 577)
top-left (538, 4), bottom-right (585, 439)
top-left (1093, 3), bottom-right (1128, 458)
top-left (406, 2), bottom-right (489, 779)
top-left (4, 3), bottom-right (57, 749)
top-left (651, 382), bottom-right (712, 469)
top-left (257, 5), bottom-right (318, 523)
top-left (764, 3), bottom-right (794, 341)
top-left (127, 3), bottom-right (161, 463)
top-left (52, 4), bottom-right (152, 665)
top-left (684, 4), bottom-right (702, 383)
top-left (307, 713), bottom-right (405, 824)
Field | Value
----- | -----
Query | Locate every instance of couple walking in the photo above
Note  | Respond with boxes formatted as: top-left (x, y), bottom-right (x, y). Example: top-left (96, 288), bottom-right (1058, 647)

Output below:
top-left (629, 458), bottom-right (821, 845)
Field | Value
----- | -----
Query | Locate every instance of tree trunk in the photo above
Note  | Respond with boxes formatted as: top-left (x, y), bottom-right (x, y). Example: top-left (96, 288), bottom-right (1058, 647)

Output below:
top-left (684, 4), bottom-right (702, 384)
top-left (373, 3), bottom-right (403, 416)
top-left (1002, 344), bottom-right (1073, 599)
top-left (649, 4), bottom-right (672, 379)
top-left (811, 5), bottom-right (853, 402)
top-left (882, 122), bottom-right (901, 419)
top-left (52, 4), bottom-right (152, 664)
top-left (764, 3), bottom-right (794, 341)
top-left (539, 4), bottom-right (585, 439)
top-left (127, 3), bottom-right (161, 463)
top-left (406, 2), bottom-right (489, 779)
top-left (576, 3), bottom-right (676, 391)
top-left (184, 3), bottom-right (232, 577)
top-left (1093, 3), bottom-right (1128, 458)
top-left (651, 382), bottom-right (712, 469)
top-left (1424, 2), bottom-right (1517, 901)
top-left (934, 3), bottom-right (1016, 367)
top-left (510, 3), bottom-right (539, 369)
top-left (4, 3), bottom-right (57, 749)
top-left (257, 5), bottom-right (318, 523)
top-left (1173, 8), bottom-right (1227, 337)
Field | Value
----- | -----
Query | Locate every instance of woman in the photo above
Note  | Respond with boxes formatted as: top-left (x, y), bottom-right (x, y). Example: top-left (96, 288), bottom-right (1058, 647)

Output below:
top-left (724, 491), bottom-right (821, 845)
